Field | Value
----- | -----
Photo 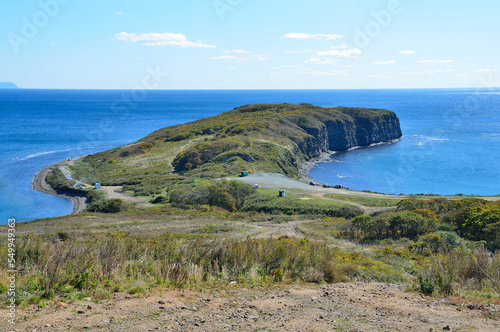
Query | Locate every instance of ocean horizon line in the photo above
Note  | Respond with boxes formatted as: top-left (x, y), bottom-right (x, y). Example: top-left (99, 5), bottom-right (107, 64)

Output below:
top-left (2, 87), bottom-right (499, 92)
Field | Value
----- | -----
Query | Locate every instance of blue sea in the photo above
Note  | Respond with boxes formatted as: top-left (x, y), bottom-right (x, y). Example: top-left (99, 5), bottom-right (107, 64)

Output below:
top-left (1, 89), bottom-right (499, 222)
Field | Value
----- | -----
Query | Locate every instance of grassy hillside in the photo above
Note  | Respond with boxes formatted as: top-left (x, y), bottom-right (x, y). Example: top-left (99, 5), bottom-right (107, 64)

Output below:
top-left (70, 103), bottom-right (401, 198)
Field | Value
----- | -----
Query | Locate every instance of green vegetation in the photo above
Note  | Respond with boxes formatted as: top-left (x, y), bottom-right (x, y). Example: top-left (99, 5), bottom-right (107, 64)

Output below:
top-left (0, 229), bottom-right (403, 305)
top-left (244, 188), bottom-right (363, 218)
top-left (324, 194), bottom-right (402, 207)
top-left (86, 191), bottom-right (125, 213)
top-left (317, 197), bottom-right (500, 295)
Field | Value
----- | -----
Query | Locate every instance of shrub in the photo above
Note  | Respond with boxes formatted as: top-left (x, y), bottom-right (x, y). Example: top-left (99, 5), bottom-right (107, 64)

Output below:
top-left (150, 196), bottom-right (168, 204)
top-left (71, 272), bottom-right (91, 291)
top-left (418, 276), bottom-right (435, 295)
top-left (389, 211), bottom-right (437, 240)
top-left (57, 232), bottom-right (69, 241)
top-left (103, 199), bottom-right (124, 213)
top-left (169, 180), bottom-right (254, 212)
top-left (86, 191), bottom-right (125, 213)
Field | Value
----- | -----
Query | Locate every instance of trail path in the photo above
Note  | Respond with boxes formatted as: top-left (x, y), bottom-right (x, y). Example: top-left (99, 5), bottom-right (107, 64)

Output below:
top-left (252, 219), bottom-right (308, 239)
top-left (311, 192), bottom-right (395, 215)
top-left (234, 173), bottom-right (406, 198)
top-left (100, 186), bottom-right (150, 203)
top-left (234, 172), bottom-right (500, 203)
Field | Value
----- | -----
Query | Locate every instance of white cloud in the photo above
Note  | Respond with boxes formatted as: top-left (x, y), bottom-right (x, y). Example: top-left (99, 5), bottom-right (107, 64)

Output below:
top-left (473, 68), bottom-right (497, 73)
top-left (397, 69), bottom-right (455, 76)
top-left (286, 50), bottom-right (314, 54)
top-left (114, 32), bottom-right (216, 48)
top-left (295, 69), bottom-right (348, 76)
top-left (225, 49), bottom-right (250, 54)
top-left (417, 59), bottom-right (454, 63)
top-left (305, 58), bottom-right (336, 65)
top-left (397, 71), bottom-right (420, 76)
top-left (210, 54), bottom-right (268, 62)
top-left (375, 60), bottom-right (396, 65)
top-left (116, 11), bottom-right (124, 15)
top-left (211, 55), bottom-right (243, 61)
top-left (399, 50), bottom-right (415, 55)
top-left (273, 65), bottom-right (301, 69)
top-left (315, 48), bottom-right (361, 58)
top-left (282, 33), bottom-right (343, 40)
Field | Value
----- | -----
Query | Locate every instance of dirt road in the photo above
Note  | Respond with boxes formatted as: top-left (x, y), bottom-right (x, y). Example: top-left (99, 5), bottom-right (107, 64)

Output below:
top-left (234, 173), bottom-right (500, 201)
top-left (2, 283), bottom-right (497, 331)
top-left (234, 173), bottom-right (405, 199)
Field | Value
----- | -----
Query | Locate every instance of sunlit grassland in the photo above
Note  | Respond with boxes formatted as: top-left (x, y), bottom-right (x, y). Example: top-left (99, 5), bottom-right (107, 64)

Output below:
top-left (324, 193), bottom-right (402, 207)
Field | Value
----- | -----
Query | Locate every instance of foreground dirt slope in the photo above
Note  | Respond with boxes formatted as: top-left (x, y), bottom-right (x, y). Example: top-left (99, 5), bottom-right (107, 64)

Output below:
top-left (2, 282), bottom-right (498, 332)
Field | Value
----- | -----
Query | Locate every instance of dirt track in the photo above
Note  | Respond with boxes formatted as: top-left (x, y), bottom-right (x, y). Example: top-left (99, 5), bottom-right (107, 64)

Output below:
top-left (253, 220), bottom-right (307, 239)
top-left (234, 173), bottom-right (405, 199)
top-left (311, 193), bottom-right (395, 215)
top-left (234, 173), bottom-right (500, 201)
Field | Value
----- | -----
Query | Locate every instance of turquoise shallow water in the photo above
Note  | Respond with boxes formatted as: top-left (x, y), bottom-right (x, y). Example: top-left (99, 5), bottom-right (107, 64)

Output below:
top-left (1, 89), bottom-right (499, 222)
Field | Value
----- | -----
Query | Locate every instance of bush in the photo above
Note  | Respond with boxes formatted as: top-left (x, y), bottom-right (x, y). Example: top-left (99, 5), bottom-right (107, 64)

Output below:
top-left (389, 211), bottom-right (437, 240)
top-left (418, 276), bottom-right (435, 295)
top-left (150, 196), bottom-right (168, 204)
top-left (421, 244), bottom-right (500, 295)
top-left (169, 180), bottom-right (254, 212)
top-left (86, 191), bottom-right (125, 213)
top-left (57, 232), bottom-right (69, 241)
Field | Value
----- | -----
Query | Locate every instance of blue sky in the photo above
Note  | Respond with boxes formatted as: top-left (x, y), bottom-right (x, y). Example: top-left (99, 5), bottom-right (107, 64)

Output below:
top-left (1, 0), bottom-right (499, 89)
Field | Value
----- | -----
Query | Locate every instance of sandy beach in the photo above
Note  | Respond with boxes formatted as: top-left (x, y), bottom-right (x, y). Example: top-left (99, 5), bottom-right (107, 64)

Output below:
top-left (31, 157), bottom-right (88, 214)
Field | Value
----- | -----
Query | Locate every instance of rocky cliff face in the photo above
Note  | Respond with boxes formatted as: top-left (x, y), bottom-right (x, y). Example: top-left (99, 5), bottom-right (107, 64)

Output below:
top-left (296, 111), bottom-right (402, 157)
top-left (326, 112), bottom-right (402, 151)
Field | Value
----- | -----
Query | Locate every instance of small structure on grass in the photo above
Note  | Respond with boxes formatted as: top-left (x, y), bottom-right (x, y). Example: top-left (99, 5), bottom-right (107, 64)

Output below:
top-left (240, 171), bottom-right (249, 177)
top-left (279, 190), bottom-right (286, 197)
top-left (95, 181), bottom-right (101, 189)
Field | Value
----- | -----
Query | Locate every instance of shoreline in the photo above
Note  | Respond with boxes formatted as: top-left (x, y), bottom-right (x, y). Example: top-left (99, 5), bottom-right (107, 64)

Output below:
top-left (298, 140), bottom-right (500, 199)
top-left (299, 138), bottom-right (403, 182)
top-left (298, 151), bottom-right (335, 181)
top-left (31, 158), bottom-right (88, 215)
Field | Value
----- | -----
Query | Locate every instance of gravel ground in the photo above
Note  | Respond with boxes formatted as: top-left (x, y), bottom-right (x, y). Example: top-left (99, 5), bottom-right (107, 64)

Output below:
top-left (2, 283), bottom-right (498, 331)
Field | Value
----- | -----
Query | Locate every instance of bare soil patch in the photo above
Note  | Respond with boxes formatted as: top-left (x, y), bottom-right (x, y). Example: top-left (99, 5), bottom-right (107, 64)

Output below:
top-left (2, 283), bottom-right (498, 331)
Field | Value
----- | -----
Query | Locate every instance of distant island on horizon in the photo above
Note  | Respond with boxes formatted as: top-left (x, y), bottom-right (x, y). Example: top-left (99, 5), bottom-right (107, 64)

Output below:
top-left (0, 82), bottom-right (19, 89)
